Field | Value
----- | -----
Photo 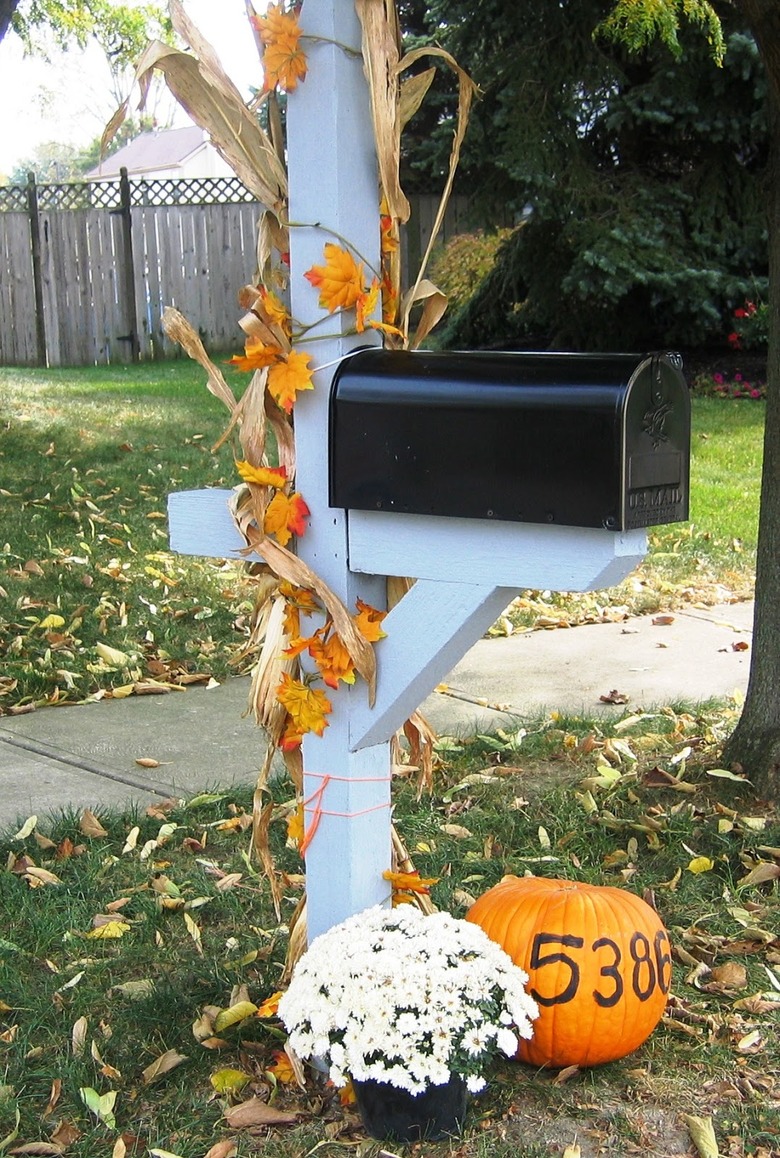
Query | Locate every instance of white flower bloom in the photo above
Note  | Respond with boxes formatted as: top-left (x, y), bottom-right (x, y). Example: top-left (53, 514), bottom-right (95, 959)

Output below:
top-left (277, 904), bottom-right (537, 1095)
top-left (497, 1027), bottom-right (518, 1056)
top-left (466, 1074), bottom-right (487, 1094)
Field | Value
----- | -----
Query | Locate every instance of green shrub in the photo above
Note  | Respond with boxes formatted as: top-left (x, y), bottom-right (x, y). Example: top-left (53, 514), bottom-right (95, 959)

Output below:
top-left (428, 228), bottom-right (514, 311)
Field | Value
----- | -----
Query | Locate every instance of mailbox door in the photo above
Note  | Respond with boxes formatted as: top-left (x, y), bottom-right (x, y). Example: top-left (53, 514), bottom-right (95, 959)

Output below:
top-left (623, 353), bottom-right (691, 529)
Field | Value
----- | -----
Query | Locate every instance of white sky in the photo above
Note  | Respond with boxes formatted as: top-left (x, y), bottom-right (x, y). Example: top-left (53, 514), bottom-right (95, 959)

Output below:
top-left (0, 1), bottom-right (263, 178)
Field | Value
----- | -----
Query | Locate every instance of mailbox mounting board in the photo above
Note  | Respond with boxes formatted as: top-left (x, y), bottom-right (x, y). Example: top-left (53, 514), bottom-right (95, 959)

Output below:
top-left (329, 349), bottom-right (690, 532)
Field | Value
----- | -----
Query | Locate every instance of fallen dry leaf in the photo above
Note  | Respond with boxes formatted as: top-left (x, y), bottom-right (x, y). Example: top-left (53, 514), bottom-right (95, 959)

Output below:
top-left (599, 689), bottom-right (629, 704)
top-left (652, 614), bottom-right (675, 625)
top-left (23, 867), bottom-right (62, 887)
top-left (223, 1096), bottom-right (300, 1128)
top-left (739, 862), bottom-right (780, 888)
top-left (50, 1122), bottom-right (80, 1150)
top-left (71, 1016), bottom-right (88, 1056)
top-left (682, 1114), bottom-right (719, 1158)
top-left (41, 1078), bottom-right (61, 1119)
top-left (203, 1142), bottom-right (239, 1158)
top-left (704, 962), bottom-right (748, 992)
top-left (552, 1065), bottom-right (581, 1085)
top-left (438, 824), bottom-right (472, 839)
top-left (8, 1142), bottom-right (67, 1155)
top-left (11, 815), bottom-right (37, 841)
top-left (141, 1049), bottom-right (188, 1085)
top-left (79, 810), bottom-right (108, 838)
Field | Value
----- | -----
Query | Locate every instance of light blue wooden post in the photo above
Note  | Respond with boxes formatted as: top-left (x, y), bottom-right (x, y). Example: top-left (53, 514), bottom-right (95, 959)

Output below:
top-left (285, 1), bottom-right (391, 943)
top-left (167, 0), bottom-right (650, 947)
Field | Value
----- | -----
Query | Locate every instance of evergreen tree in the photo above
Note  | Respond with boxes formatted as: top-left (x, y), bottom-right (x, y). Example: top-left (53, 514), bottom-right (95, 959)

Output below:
top-left (404, 2), bottom-right (768, 351)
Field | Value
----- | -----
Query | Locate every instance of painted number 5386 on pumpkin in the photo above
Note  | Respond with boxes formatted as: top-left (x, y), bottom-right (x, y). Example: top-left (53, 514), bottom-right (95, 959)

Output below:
top-left (529, 928), bottom-right (673, 1007)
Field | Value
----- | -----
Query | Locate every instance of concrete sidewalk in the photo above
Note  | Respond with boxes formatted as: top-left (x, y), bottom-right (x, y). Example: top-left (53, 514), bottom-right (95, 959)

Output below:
top-left (0, 601), bottom-right (754, 831)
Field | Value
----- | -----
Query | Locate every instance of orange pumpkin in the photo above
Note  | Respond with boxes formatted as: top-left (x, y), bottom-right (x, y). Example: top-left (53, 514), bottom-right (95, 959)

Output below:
top-left (467, 876), bottom-right (671, 1068)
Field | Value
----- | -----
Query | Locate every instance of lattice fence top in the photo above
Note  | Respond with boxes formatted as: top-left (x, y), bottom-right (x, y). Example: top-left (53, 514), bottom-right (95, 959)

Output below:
top-left (0, 185), bottom-right (27, 211)
top-left (130, 176), bottom-right (258, 206)
top-left (0, 174), bottom-right (259, 212)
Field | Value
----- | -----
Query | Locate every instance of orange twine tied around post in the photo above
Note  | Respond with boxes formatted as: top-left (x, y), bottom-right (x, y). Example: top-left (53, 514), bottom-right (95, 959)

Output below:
top-left (299, 771), bottom-right (393, 857)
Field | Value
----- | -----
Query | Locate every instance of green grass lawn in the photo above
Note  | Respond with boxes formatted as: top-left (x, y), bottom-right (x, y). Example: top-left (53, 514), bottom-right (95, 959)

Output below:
top-left (0, 364), bottom-right (776, 1157)
top-left (0, 364), bottom-right (764, 709)
top-left (0, 710), bottom-right (778, 1157)
top-left (0, 362), bottom-right (255, 711)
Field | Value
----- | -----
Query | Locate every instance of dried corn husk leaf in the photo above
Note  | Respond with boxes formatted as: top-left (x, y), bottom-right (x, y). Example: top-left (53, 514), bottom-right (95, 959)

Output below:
top-left (234, 521), bottom-right (377, 705)
top-left (105, 2), bottom-right (286, 210)
top-left (402, 711), bottom-right (436, 798)
top-left (354, 0), bottom-right (407, 222)
top-left (399, 67), bottom-right (436, 131)
top-left (403, 279), bottom-right (447, 351)
top-left (257, 210), bottom-right (290, 288)
top-left (397, 45), bottom-right (478, 337)
top-left (254, 798), bottom-right (284, 920)
top-left (264, 390), bottom-right (296, 478)
top-left (162, 308), bottom-right (237, 414)
top-left (245, 593), bottom-right (292, 732)
top-left (281, 895), bottom-right (308, 983)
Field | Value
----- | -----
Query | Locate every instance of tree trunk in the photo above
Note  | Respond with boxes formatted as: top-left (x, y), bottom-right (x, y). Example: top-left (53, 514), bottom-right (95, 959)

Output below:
top-left (722, 0), bottom-right (780, 800)
top-left (0, 0), bottom-right (20, 42)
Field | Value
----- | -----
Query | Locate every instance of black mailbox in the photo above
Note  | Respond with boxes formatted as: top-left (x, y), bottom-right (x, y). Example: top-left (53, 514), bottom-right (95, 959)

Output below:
top-left (329, 348), bottom-right (690, 532)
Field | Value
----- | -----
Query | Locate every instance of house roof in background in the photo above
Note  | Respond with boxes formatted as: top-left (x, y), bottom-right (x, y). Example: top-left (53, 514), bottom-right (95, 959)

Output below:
top-left (85, 126), bottom-right (209, 179)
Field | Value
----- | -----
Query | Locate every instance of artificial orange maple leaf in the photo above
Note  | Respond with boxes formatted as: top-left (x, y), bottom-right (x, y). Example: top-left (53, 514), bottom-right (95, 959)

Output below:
top-left (279, 583), bottom-right (319, 639)
top-left (255, 3), bottom-right (308, 92)
top-left (235, 461), bottom-right (287, 489)
top-left (380, 211), bottom-right (399, 255)
top-left (356, 279), bottom-right (380, 334)
top-left (382, 276), bottom-right (399, 325)
top-left (338, 1080), bottom-right (357, 1107)
top-left (254, 2), bottom-right (299, 45)
top-left (283, 633), bottom-right (321, 659)
top-left (256, 990), bottom-right (284, 1018)
top-left (276, 673), bottom-right (332, 737)
top-left (354, 598), bottom-right (388, 642)
top-left (309, 631), bottom-right (357, 690)
top-left (229, 337), bottom-right (282, 372)
top-left (264, 491), bottom-right (311, 547)
top-left (263, 32), bottom-right (308, 92)
top-left (267, 350), bottom-right (314, 414)
top-left (279, 717), bottom-right (305, 751)
top-left (304, 244), bottom-right (365, 314)
top-left (382, 869), bottom-right (440, 895)
top-left (267, 1050), bottom-right (297, 1084)
top-left (286, 802), bottom-right (305, 845)
top-left (259, 287), bottom-right (292, 337)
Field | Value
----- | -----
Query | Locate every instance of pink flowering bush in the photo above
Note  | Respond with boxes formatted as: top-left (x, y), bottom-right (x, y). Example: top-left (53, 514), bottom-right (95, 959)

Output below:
top-left (693, 369), bottom-right (766, 401)
top-left (727, 299), bottom-right (768, 352)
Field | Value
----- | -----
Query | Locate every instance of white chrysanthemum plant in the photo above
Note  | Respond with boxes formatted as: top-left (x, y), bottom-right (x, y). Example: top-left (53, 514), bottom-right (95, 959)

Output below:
top-left (277, 905), bottom-right (539, 1096)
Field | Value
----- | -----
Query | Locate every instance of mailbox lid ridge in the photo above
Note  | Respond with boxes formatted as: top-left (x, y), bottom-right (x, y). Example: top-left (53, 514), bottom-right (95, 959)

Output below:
top-left (333, 347), bottom-right (646, 410)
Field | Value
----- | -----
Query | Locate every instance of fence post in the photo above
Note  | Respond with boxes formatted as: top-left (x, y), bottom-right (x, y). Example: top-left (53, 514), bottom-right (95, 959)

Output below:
top-left (26, 172), bottom-right (47, 367)
top-left (117, 168), bottom-right (140, 361)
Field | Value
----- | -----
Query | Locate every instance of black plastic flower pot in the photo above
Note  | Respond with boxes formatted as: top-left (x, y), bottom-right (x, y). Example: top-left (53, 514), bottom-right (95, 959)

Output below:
top-left (352, 1074), bottom-right (468, 1142)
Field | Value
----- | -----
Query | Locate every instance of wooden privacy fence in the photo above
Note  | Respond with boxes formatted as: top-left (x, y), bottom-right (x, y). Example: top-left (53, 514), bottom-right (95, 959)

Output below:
top-left (0, 171), bottom-right (262, 367)
top-left (0, 171), bottom-right (478, 368)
